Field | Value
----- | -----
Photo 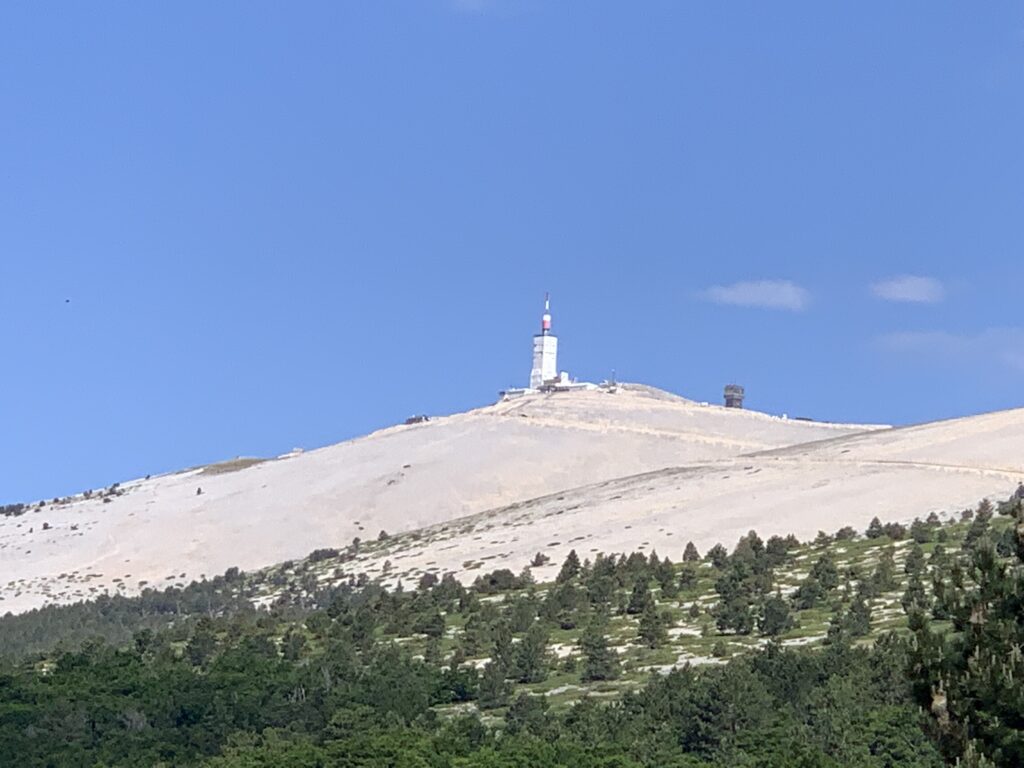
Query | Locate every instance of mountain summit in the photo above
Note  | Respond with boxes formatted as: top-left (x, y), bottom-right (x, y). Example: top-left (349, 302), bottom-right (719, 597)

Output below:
top-left (3, 384), bottom-right (1021, 615)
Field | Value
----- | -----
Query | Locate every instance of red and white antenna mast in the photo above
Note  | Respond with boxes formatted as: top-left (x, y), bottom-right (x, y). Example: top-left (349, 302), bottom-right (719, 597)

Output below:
top-left (541, 291), bottom-right (552, 334)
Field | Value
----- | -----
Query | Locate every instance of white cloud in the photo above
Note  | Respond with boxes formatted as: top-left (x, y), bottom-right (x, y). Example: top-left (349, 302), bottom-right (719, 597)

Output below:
top-left (871, 275), bottom-right (945, 304)
top-left (702, 280), bottom-right (809, 312)
top-left (879, 327), bottom-right (1024, 372)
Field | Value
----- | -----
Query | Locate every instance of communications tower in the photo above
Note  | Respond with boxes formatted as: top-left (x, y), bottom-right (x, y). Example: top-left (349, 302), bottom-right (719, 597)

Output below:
top-left (529, 293), bottom-right (558, 389)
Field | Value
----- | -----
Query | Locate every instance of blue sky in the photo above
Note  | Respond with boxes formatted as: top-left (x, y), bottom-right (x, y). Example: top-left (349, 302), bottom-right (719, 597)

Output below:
top-left (2, 2), bottom-right (1023, 503)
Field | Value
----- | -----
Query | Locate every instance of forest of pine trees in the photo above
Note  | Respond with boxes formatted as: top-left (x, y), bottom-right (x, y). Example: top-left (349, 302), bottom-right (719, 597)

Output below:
top-left (1, 490), bottom-right (1024, 765)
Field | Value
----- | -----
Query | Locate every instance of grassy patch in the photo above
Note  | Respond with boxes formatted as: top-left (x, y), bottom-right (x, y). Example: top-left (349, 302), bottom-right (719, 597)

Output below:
top-left (200, 457), bottom-right (269, 476)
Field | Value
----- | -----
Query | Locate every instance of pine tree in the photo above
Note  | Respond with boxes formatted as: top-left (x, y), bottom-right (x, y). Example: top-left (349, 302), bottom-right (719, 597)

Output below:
top-left (683, 541), bottom-right (701, 562)
top-left (514, 623), bottom-right (550, 684)
top-left (656, 556), bottom-right (678, 599)
top-left (758, 593), bottom-right (794, 637)
top-left (713, 593), bottom-right (756, 634)
top-left (545, 582), bottom-right (584, 630)
top-left (964, 511), bottom-right (992, 550)
top-left (586, 571), bottom-right (616, 607)
top-left (638, 601), bottom-right (667, 648)
top-left (518, 566), bottom-right (535, 587)
top-left (586, 554), bottom-right (618, 607)
top-left (882, 521), bottom-right (907, 540)
top-left (659, 575), bottom-right (679, 600)
top-left (504, 692), bottom-right (551, 736)
top-left (508, 595), bottom-right (538, 633)
top-left (765, 535), bottom-right (795, 567)
top-left (678, 563), bottom-right (699, 591)
top-left (706, 543), bottom-right (729, 568)
top-left (556, 549), bottom-right (581, 584)
top-left (847, 593), bottom-right (871, 636)
top-left (910, 518), bottom-right (933, 544)
top-left (809, 553), bottom-right (840, 591)
top-left (872, 547), bottom-right (898, 592)
top-left (824, 608), bottom-right (850, 646)
top-left (626, 578), bottom-right (652, 615)
top-left (477, 662), bottom-right (511, 709)
top-left (866, 516), bottom-right (885, 539)
top-left (813, 530), bottom-right (833, 548)
top-left (281, 629), bottom-right (306, 661)
top-left (412, 609), bottom-right (445, 638)
top-left (423, 635), bottom-right (442, 666)
top-left (733, 530), bottom-right (765, 564)
top-left (834, 525), bottom-right (858, 541)
top-left (901, 572), bottom-right (928, 613)
top-left (904, 543), bottom-right (926, 576)
top-left (185, 619), bottom-right (217, 667)
top-left (976, 498), bottom-right (994, 522)
top-left (491, 621), bottom-right (515, 672)
top-left (580, 614), bottom-right (619, 682)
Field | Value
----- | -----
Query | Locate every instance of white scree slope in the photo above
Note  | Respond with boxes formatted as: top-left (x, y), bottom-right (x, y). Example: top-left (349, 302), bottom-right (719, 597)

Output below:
top-left (4, 385), bottom-right (1019, 614)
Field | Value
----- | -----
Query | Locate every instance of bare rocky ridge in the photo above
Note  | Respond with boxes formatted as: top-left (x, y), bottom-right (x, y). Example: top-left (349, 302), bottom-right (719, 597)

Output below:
top-left (2, 384), bottom-right (1021, 614)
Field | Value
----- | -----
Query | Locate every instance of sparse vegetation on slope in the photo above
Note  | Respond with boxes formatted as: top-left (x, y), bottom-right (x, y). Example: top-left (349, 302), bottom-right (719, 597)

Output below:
top-left (199, 457), bottom-right (269, 476)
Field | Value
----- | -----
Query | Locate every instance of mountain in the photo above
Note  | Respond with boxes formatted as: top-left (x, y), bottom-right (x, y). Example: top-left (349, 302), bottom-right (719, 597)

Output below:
top-left (3, 383), bottom-right (1020, 615)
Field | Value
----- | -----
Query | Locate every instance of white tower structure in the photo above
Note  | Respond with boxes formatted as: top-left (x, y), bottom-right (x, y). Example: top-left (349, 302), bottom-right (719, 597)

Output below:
top-left (530, 293), bottom-right (558, 389)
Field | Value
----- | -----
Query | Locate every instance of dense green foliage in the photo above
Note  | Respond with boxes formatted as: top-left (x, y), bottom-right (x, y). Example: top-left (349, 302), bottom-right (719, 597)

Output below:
top-left (909, 496), bottom-right (1024, 766)
top-left (0, 616), bottom-right (942, 767)
top-left (2, 489), bottom-right (1024, 766)
top-left (0, 575), bottom-right (257, 660)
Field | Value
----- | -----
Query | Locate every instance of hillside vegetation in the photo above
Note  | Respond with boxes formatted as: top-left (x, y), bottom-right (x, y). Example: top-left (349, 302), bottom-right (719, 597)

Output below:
top-left (2, 489), bottom-right (1023, 766)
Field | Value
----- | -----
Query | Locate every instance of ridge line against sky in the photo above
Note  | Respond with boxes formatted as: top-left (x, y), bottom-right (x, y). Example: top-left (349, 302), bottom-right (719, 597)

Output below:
top-left (1, 2), bottom-right (1022, 502)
